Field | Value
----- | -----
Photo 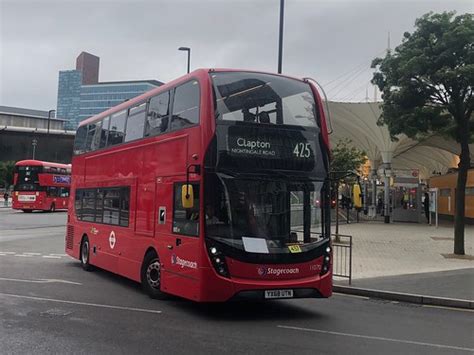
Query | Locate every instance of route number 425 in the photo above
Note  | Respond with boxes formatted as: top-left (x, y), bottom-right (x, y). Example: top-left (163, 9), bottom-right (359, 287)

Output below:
top-left (293, 143), bottom-right (311, 158)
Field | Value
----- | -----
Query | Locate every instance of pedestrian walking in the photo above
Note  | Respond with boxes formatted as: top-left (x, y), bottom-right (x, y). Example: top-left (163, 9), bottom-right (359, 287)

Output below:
top-left (423, 192), bottom-right (430, 223)
top-left (3, 191), bottom-right (9, 207)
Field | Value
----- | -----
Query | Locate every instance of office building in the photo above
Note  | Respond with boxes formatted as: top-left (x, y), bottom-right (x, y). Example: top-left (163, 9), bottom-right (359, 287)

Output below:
top-left (57, 52), bottom-right (163, 129)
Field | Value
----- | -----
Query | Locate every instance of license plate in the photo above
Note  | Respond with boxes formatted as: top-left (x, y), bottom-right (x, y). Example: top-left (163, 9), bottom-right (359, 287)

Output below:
top-left (264, 289), bottom-right (293, 299)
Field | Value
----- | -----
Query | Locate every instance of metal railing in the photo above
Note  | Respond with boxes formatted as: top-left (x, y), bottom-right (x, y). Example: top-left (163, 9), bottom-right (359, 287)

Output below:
top-left (331, 233), bottom-right (352, 284)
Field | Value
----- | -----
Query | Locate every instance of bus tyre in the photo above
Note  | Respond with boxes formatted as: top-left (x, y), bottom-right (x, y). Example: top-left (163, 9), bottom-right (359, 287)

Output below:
top-left (22, 210), bottom-right (32, 213)
top-left (50, 203), bottom-right (56, 212)
top-left (80, 236), bottom-right (93, 271)
top-left (141, 252), bottom-right (167, 300)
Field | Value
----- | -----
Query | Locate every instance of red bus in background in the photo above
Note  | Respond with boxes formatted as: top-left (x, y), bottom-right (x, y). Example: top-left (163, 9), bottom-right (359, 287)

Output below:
top-left (12, 160), bottom-right (71, 212)
top-left (67, 69), bottom-right (332, 302)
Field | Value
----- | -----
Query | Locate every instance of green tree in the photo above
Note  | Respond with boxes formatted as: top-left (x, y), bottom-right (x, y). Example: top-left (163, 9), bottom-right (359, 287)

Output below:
top-left (331, 138), bottom-right (367, 179)
top-left (371, 12), bottom-right (473, 255)
top-left (0, 161), bottom-right (15, 189)
top-left (330, 139), bottom-right (367, 236)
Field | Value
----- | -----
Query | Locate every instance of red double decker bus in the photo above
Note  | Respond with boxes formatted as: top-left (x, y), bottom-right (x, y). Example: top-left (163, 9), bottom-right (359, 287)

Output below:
top-left (12, 160), bottom-right (71, 212)
top-left (67, 69), bottom-right (332, 302)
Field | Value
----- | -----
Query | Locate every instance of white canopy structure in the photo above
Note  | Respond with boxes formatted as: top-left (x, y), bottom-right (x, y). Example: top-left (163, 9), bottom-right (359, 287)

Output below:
top-left (327, 101), bottom-right (471, 179)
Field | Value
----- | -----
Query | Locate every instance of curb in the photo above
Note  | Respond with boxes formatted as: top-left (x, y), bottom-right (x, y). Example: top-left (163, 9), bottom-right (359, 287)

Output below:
top-left (333, 285), bottom-right (473, 310)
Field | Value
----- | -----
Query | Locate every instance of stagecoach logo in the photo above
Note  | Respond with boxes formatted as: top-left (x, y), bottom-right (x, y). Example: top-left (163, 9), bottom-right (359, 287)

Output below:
top-left (230, 137), bottom-right (276, 157)
top-left (257, 266), bottom-right (300, 277)
top-left (171, 254), bottom-right (197, 269)
top-left (109, 231), bottom-right (116, 249)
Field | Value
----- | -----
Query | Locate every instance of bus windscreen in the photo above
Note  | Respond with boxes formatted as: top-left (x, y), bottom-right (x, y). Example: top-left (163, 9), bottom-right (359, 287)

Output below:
top-left (211, 72), bottom-right (318, 127)
top-left (205, 174), bottom-right (327, 254)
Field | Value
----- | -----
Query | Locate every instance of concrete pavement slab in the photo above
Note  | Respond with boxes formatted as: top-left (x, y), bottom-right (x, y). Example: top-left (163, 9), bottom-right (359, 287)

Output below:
top-left (344, 269), bottom-right (474, 301)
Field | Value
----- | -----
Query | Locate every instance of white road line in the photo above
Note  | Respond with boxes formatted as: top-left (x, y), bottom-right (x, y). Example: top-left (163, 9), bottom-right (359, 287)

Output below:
top-left (23, 252), bottom-right (41, 255)
top-left (42, 255), bottom-right (61, 259)
top-left (1, 252), bottom-right (16, 254)
top-left (0, 277), bottom-right (82, 285)
top-left (277, 325), bottom-right (474, 352)
top-left (0, 253), bottom-right (6, 256)
top-left (0, 293), bottom-right (162, 314)
top-left (14, 254), bottom-right (33, 257)
top-left (49, 253), bottom-right (67, 257)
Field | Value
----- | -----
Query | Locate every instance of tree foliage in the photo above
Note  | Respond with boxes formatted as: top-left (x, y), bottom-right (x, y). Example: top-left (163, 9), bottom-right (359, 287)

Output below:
top-left (0, 161), bottom-right (15, 189)
top-left (371, 11), bottom-right (473, 255)
top-left (371, 12), bottom-right (473, 142)
top-left (331, 138), bottom-right (367, 180)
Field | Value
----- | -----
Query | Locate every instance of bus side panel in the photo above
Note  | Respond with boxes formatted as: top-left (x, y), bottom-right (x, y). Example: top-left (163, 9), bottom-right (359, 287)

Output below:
top-left (135, 180), bottom-right (155, 236)
top-left (157, 180), bottom-right (202, 301)
top-left (119, 181), bottom-right (152, 283)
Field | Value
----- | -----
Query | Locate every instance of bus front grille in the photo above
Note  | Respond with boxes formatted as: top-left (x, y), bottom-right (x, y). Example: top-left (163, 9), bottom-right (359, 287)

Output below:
top-left (66, 225), bottom-right (74, 250)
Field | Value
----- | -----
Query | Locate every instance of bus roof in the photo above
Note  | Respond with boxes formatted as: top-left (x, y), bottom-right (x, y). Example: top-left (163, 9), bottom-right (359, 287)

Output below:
top-left (78, 68), bottom-right (309, 128)
top-left (15, 160), bottom-right (71, 169)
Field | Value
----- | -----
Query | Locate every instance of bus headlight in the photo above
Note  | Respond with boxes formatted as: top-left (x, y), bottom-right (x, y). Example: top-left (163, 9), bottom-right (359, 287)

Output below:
top-left (207, 245), bottom-right (230, 278)
top-left (321, 243), bottom-right (331, 276)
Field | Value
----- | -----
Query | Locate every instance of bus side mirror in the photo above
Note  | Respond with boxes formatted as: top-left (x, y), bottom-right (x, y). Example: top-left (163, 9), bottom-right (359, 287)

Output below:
top-left (181, 185), bottom-right (194, 209)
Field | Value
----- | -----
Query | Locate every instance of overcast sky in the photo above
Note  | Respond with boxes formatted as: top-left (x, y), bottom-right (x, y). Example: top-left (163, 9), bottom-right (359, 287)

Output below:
top-left (1, 0), bottom-right (472, 111)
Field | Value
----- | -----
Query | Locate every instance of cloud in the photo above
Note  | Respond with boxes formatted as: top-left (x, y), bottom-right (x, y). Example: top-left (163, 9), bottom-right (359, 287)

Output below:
top-left (1, 0), bottom-right (472, 110)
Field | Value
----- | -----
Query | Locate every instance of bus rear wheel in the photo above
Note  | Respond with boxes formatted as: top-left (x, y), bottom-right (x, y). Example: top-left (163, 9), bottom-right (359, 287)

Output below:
top-left (22, 209), bottom-right (32, 213)
top-left (141, 252), bottom-right (167, 299)
top-left (80, 236), bottom-right (93, 271)
top-left (50, 203), bottom-right (56, 212)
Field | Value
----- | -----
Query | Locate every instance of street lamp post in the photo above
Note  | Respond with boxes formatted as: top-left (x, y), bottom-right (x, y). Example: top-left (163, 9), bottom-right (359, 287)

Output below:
top-left (47, 109), bottom-right (56, 134)
top-left (278, 0), bottom-right (285, 74)
top-left (32, 139), bottom-right (38, 160)
top-left (178, 47), bottom-right (191, 74)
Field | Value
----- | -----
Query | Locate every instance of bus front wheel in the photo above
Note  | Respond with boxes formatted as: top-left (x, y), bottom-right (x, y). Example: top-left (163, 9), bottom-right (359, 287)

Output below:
top-left (141, 251), bottom-right (167, 299)
top-left (22, 209), bottom-right (32, 213)
top-left (80, 236), bottom-right (93, 271)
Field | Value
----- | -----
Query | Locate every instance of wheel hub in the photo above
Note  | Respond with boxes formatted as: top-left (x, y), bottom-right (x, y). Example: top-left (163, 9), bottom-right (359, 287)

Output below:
top-left (147, 261), bottom-right (160, 289)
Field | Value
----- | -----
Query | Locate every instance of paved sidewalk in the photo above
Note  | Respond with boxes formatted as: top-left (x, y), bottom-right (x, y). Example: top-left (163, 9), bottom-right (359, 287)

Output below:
top-left (0, 197), bottom-right (11, 208)
top-left (349, 268), bottom-right (474, 300)
top-left (334, 221), bottom-right (474, 301)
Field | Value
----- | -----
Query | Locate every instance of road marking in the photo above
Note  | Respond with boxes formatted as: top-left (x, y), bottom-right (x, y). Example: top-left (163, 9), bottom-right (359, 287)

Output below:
top-left (277, 325), bottom-right (474, 352)
top-left (0, 252), bottom-right (65, 258)
top-left (0, 293), bottom-right (162, 314)
top-left (0, 277), bottom-right (82, 285)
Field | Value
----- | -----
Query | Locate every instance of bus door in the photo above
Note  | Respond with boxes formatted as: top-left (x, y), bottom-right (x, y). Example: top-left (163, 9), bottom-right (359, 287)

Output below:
top-left (157, 180), bottom-right (201, 300)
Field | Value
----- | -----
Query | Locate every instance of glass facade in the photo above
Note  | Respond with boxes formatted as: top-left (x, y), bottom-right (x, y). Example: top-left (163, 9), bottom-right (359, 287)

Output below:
top-left (57, 70), bottom-right (82, 130)
top-left (78, 83), bottom-right (158, 122)
top-left (57, 77), bottom-right (159, 130)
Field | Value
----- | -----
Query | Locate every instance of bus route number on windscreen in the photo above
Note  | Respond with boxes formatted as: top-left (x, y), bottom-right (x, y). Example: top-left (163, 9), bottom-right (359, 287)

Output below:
top-left (293, 142), bottom-right (312, 158)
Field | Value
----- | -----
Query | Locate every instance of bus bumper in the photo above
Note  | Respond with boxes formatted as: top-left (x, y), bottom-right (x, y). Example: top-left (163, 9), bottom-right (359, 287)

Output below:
top-left (199, 267), bottom-right (332, 302)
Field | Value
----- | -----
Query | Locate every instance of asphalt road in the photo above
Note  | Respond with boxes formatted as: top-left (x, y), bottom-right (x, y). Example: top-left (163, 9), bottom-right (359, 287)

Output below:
top-left (1, 209), bottom-right (473, 355)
